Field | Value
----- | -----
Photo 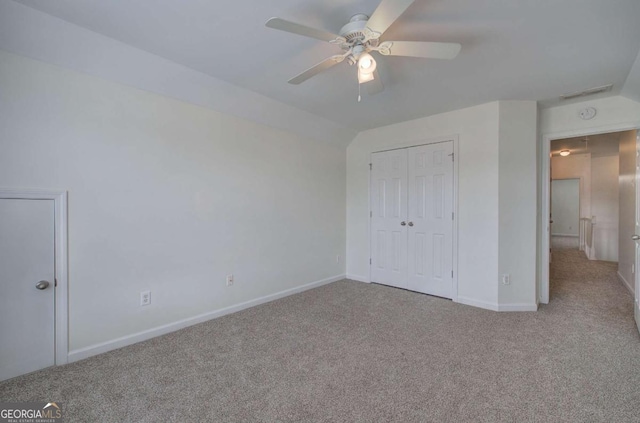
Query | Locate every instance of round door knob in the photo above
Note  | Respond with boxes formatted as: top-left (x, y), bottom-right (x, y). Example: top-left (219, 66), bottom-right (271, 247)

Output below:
top-left (632, 235), bottom-right (640, 241)
top-left (408, 222), bottom-right (414, 227)
top-left (35, 280), bottom-right (50, 290)
top-left (400, 221), bottom-right (406, 226)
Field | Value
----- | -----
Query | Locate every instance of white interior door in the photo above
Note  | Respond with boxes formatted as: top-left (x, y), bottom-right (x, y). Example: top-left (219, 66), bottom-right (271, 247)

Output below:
top-left (370, 149), bottom-right (408, 289)
top-left (407, 142), bottom-right (454, 298)
top-left (635, 132), bottom-right (640, 334)
top-left (0, 198), bottom-right (56, 381)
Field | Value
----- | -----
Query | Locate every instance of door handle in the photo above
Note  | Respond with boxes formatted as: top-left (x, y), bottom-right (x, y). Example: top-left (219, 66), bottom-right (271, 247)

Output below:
top-left (632, 235), bottom-right (640, 241)
top-left (401, 221), bottom-right (406, 226)
top-left (408, 222), bottom-right (414, 227)
top-left (35, 280), bottom-right (50, 290)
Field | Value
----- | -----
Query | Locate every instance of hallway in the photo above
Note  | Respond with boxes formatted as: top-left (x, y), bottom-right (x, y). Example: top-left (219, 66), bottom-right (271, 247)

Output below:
top-left (544, 237), bottom-right (638, 340)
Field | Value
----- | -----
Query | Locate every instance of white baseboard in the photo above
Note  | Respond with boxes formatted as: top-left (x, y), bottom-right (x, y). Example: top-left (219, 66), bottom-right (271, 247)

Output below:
top-left (583, 246), bottom-right (596, 261)
top-left (455, 296), bottom-right (499, 311)
top-left (346, 274), bottom-right (370, 283)
top-left (617, 271), bottom-right (635, 295)
top-left (497, 303), bottom-right (538, 312)
top-left (68, 274), bottom-right (345, 363)
top-left (455, 296), bottom-right (538, 312)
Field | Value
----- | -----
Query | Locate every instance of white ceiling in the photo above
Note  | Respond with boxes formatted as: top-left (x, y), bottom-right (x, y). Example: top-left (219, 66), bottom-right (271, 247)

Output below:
top-left (551, 132), bottom-right (623, 157)
top-left (14, 0), bottom-right (640, 132)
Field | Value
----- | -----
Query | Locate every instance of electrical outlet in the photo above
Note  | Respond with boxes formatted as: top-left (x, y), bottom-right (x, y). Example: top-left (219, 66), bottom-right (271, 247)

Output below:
top-left (140, 290), bottom-right (151, 306)
top-left (501, 274), bottom-right (511, 285)
top-left (226, 274), bottom-right (234, 286)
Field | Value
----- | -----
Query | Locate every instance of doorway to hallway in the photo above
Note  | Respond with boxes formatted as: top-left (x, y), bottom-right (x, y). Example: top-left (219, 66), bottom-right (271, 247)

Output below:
top-left (545, 130), bottom-right (639, 335)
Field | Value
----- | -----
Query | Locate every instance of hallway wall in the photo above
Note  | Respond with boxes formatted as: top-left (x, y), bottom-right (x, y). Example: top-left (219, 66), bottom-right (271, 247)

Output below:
top-left (618, 130), bottom-right (637, 293)
top-left (551, 179), bottom-right (580, 236)
top-left (591, 155), bottom-right (619, 262)
top-left (551, 153), bottom-right (591, 224)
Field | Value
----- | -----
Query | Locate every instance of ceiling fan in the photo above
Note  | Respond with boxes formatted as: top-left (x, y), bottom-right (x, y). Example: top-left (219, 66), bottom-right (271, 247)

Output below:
top-left (265, 0), bottom-right (461, 97)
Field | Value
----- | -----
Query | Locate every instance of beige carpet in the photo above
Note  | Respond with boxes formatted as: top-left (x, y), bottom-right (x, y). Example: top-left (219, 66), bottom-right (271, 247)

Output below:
top-left (2, 250), bottom-right (639, 422)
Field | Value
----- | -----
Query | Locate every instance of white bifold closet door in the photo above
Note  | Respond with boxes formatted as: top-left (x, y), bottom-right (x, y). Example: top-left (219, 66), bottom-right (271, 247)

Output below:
top-left (371, 141), bottom-right (454, 299)
top-left (370, 148), bottom-right (409, 289)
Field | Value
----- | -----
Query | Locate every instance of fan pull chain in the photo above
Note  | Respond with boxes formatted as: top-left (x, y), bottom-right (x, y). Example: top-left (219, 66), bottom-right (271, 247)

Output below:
top-left (358, 81), bottom-right (361, 103)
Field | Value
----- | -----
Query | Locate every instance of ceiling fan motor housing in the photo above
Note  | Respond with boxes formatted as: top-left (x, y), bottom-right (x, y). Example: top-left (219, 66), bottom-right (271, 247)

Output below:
top-left (339, 14), bottom-right (370, 44)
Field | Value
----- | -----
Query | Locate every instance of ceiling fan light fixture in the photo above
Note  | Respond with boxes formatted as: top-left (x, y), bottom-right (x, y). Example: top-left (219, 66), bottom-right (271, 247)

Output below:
top-left (357, 53), bottom-right (377, 84)
top-left (358, 53), bottom-right (375, 71)
top-left (559, 149), bottom-right (571, 157)
top-left (358, 68), bottom-right (375, 83)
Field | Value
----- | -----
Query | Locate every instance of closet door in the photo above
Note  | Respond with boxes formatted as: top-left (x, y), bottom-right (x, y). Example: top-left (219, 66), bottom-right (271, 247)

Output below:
top-left (370, 149), bottom-right (408, 289)
top-left (407, 142), bottom-right (454, 298)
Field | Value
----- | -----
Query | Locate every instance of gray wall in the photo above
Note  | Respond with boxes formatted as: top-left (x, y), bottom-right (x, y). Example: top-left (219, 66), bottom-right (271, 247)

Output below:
top-left (619, 130), bottom-right (637, 292)
top-left (551, 179), bottom-right (580, 236)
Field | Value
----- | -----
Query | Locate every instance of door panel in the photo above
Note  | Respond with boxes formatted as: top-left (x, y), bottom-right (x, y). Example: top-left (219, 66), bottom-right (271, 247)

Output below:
top-left (407, 142), bottom-right (454, 298)
top-left (371, 150), bottom-right (408, 289)
top-left (0, 199), bottom-right (55, 381)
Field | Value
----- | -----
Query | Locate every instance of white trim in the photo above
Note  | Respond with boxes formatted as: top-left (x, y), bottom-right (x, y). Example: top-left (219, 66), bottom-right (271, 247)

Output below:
top-left (0, 189), bottom-right (69, 366)
top-left (539, 122), bottom-right (640, 304)
top-left (455, 296), bottom-right (538, 312)
top-left (455, 296), bottom-right (499, 311)
top-left (346, 274), bottom-right (370, 283)
top-left (68, 273), bottom-right (345, 363)
top-left (451, 137), bottom-right (460, 302)
top-left (368, 134), bottom-right (460, 301)
top-left (371, 134), bottom-right (459, 154)
top-left (617, 271), bottom-right (635, 295)
top-left (497, 303), bottom-right (539, 312)
top-left (551, 233), bottom-right (580, 237)
top-left (367, 154), bottom-right (373, 285)
top-left (584, 245), bottom-right (596, 261)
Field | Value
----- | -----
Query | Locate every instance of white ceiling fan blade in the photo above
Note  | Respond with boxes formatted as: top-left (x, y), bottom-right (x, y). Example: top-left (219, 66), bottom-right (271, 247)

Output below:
top-left (366, 0), bottom-right (415, 38)
top-left (378, 41), bottom-right (461, 59)
top-left (266, 17), bottom-right (342, 43)
top-left (366, 71), bottom-right (384, 95)
top-left (288, 56), bottom-right (342, 85)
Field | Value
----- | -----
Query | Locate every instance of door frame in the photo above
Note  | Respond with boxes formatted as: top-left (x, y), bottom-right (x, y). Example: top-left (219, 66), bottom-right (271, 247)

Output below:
top-left (368, 135), bottom-right (459, 301)
top-left (635, 131), bottom-right (640, 333)
top-left (0, 189), bottom-right (68, 365)
top-left (540, 122), bottom-right (640, 304)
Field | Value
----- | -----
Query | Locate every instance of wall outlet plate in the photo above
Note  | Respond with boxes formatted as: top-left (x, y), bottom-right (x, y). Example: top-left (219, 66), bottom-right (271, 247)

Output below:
top-left (226, 275), bottom-right (234, 286)
top-left (140, 290), bottom-right (151, 306)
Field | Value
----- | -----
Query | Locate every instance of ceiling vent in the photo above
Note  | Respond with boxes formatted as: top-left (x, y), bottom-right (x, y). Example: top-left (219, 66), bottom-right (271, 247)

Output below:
top-left (560, 84), bottom-right (613, 101)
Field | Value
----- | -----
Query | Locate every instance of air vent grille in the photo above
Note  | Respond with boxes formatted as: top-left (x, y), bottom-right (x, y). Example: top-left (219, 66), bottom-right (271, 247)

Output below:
top-left (560, 84), bottom-right (613, 100)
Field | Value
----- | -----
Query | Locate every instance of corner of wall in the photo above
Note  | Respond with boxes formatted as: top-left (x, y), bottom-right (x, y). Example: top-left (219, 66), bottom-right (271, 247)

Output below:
top-left (497, 101), bottom-right (539, 309)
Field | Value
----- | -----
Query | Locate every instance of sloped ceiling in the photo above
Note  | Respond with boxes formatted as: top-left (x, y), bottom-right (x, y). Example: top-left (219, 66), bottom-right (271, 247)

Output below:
top-left (9, 0), bottom-right (640, 134)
